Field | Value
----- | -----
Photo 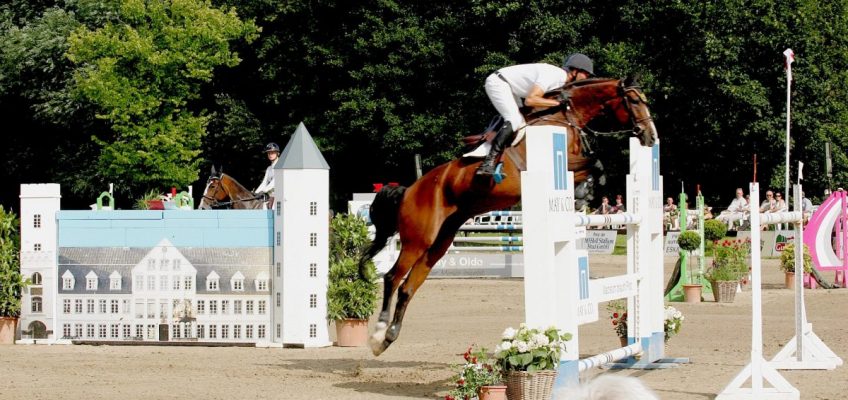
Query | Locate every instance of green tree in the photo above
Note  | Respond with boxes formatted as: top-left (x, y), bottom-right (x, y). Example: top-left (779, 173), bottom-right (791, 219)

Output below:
top-left (66, 0), bottom-right (258, 199)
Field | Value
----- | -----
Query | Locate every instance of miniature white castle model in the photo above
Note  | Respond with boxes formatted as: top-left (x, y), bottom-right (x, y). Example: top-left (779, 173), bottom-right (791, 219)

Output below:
top-left (17, 123), bottom-right (331, 347)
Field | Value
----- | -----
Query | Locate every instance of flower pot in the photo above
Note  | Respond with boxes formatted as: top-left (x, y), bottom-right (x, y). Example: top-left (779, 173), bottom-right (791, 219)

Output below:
top-left (619, 336), bottom-right (628, 348)
top-left (784, 272), bottom-right (795, 290)
top-left (479, 385), bottom-right (508, 400)
top-left (0, 317), bottom-right (18, 344)
top-left (682, 284), bottom-right (702, 303)
top-left (334, 319), bottom-right (369, 347)
top-left (146, 199), bottom-right (165, 210)
top-left (710, 280), bottom-right (738, 303)
top-left (505, 370), bottom-right (557, 400)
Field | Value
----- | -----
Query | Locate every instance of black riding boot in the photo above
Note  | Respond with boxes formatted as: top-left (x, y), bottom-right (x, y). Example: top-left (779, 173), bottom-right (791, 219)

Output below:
top-left (476, 122), bottom-right (513, 177)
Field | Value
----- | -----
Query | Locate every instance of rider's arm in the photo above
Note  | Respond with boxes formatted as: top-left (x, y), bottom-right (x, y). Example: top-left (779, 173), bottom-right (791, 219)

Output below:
top-left (524, 84), bottom-right (561, 108)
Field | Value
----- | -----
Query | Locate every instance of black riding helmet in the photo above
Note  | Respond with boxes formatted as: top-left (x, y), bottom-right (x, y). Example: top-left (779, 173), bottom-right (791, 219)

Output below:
top-left (563, 53), bottom-right (595, 76)
top-left (264, 142), bottom-right (281, 154)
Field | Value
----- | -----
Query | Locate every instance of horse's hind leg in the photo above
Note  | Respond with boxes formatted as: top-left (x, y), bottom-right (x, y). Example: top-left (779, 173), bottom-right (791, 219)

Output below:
top-left (377, 215), bottom-right (466, 354)
top-left (370, 247), bottom-right (422, 355)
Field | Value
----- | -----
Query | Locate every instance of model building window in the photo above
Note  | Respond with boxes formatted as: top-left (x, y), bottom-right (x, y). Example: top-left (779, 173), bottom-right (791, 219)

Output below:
top-left (309, 263), bottom-right (317, 277)
top-left (309, 294), bottom-right (317, 308)
top-left (246, 300), bottom-right (254, 314)
top-left (34, 243), bottom-right (41, 251)
top-left (256, 272), bottom-right (269, 291)
top-left (258, 325), bottom-right (266, 339)
top-left (110, 271), bottom-right (121, 290)
top-left (207, 271), bottom-right (220, 291)
top-left (309, 233), bottom-right (317, 247)
top-left (88, 299), bottom-right (95, 314)
top-left (258, 300), bottom-right (266, 315)
top-left (62, 270), bottom-right (75, 290)
top-left (31, 272), bottom-right (42, 286)
top-left (231, 271), bottom-right (244, 291)
top-left (309, 324), bottom-right (317, 338)
top-left (309, 201), bottom-right (317, 216)
top-left (197, 300), bottom-right (205, 314)
top-left (85, 271), bottom-right (98, 290)
top-left (33, 214), bottom-right (41, 228)
top-left (31, 296), bottom-right (42, 313)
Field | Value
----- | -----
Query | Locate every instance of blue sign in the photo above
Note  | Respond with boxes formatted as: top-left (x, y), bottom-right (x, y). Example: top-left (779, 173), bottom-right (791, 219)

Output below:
top-left (553, 133), bottom-right (568, 190)
top-left (652, 144), bottom-right (660, 191)
top-left (578, 256), bottom-right (589, 300)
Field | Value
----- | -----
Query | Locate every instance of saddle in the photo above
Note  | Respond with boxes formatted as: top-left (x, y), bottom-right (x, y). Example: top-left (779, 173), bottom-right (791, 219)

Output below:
top-left (461, 115), bottom-right (504, 153)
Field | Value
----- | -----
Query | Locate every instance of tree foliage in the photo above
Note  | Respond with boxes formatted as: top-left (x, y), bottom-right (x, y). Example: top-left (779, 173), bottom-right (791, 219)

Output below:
top-left (2, 0), bottom-right (848, 209)
top-left (66, 0), bottom-right (258, 199)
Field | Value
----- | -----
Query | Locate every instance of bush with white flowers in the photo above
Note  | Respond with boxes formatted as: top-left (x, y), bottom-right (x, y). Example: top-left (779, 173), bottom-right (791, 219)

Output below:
top-left (664, 305), bottom-right (684, 341)
top-left (494, 324), bottom-right (572, 373)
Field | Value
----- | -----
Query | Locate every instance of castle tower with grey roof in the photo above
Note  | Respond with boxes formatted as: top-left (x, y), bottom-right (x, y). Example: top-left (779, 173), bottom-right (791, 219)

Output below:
top-left (272, 122), bottom-right (331, 347)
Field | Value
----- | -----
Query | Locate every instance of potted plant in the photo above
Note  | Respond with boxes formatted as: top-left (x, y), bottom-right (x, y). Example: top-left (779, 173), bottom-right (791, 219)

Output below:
top-left (327, 213), bottom-right (379, 346)
top-left (445, 345), bottom-right (505, 400)
top-left (779, 242), bottom-right (813, 290)
top-left (494, 324), bottom-right (571, 400)
top-left (677, 230), bottom-right (703, 303)
top-left (704, 240), bottom-right (750, 302)
top-left (607, 300), bottom-right (629, 347)
top-left (663, 305), bottom-right (685, 342)
top-left (609, 301), bottom-right (685, 346)
top-left (0, 206), bottom-right (28, 344)
top-left (135, 189), bottom-right (165, 210)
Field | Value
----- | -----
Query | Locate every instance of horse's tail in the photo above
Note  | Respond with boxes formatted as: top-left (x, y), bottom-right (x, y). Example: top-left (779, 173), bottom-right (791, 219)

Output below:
top-left (358, 185), bottom-right (407, 281)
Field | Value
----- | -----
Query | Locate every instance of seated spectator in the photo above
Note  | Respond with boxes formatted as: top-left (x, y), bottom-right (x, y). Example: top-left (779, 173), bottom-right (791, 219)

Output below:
top-left (612, 194), bottom-right (626, 213)
top-left (663, 197), bottom-right (679, 230)
top-left (774, 192), bottom-right (788, 211)
top-left (802, 191), bottom-right (814, 223)
top-left (760, 190), bottom-right (776, 213)
top-left (704, 205), bottom-right (714, 220)
top-left (593, 196), bottom-right (613, 215)
top-left (717, 188), bottom-right (748, 227)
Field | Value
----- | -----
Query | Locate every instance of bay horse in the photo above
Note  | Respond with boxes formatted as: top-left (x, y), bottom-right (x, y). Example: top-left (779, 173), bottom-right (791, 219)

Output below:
top-left (198, 166), bottom-right (268, 209)
top-left (359, 77), bottom-right (658, 356)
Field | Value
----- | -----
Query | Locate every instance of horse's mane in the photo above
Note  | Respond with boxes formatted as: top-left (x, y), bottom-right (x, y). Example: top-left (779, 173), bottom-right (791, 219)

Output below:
top-left (563, 77), bottom-right (618, 90)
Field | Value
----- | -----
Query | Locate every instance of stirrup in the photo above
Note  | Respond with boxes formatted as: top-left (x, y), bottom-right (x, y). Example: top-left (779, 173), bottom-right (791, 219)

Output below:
top-left (493, 163), bottom-right (506, 184)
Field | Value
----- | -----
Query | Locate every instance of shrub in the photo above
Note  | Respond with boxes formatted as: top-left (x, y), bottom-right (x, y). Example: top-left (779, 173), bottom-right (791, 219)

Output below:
top-left (779, 243), bottom-right (813, 273)
top-left (327, 213), bottom-right (379, 321)
top-left (677, 230), bottom-right (702, 252)
top-left (703, 219), bottom-right (727, 242)
top-left (0, 206), bottom-right (27, 318)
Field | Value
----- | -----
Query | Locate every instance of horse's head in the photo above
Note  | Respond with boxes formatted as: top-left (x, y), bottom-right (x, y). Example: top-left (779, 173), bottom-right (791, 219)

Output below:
top-left (562, 77), bottom-right (658, 147)
top-left (198, 166), bottom-right (229, 209)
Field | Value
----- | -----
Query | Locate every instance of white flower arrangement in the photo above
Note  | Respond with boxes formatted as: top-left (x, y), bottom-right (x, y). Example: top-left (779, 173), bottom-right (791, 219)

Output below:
top-left (664, 305), bottom-right (684, 341)
top-left (494, 324), bottom-right (572, 373)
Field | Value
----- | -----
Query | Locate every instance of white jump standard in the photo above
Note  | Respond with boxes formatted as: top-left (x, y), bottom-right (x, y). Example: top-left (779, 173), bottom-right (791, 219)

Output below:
top-left (717, 182), bottom-right (842, 399)
top-left (520, 125), bottom-right (686, 391)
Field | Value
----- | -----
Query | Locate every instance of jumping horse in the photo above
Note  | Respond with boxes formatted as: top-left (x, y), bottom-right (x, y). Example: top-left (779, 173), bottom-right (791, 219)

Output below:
top-left (198, 166), bottom-right (268, 210)
top-left (359, 77), bottom-right (658, 356)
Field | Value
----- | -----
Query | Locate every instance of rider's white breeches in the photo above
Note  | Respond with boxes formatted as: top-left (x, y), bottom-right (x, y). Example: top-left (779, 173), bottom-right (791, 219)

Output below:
top-left (485, 74), bottom-right (525, 130)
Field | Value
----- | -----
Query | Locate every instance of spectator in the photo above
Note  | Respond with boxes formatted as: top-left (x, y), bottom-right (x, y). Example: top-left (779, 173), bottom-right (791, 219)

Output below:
top-left (663, 197), bottom-right (679, 230)
top-left (802, 191), bottom-right (814, 223)
top-left (717, 188), bottom-right (747, 227)
top-left (594, 196), bottom-right (613, 215)
top-left (773, 192), bottom-right (787, 212)
top-left (760, 190), bottom-right (776, 213)
top-left (612, 194), bottom-right (626, 213)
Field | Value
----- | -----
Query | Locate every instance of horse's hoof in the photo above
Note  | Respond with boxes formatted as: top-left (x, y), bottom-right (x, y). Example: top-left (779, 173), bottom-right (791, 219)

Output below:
top-left (370, 323), bottom-right (388, 356)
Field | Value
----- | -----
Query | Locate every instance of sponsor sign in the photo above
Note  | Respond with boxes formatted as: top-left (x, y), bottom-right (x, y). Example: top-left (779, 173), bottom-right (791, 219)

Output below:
top-left (583, 230), bottom-right (617, 254)
top-left (664, 232), bottom-right (681, 255)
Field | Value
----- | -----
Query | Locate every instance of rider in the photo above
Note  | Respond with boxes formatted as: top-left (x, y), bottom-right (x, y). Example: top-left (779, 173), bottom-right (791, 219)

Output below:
top-left (255, 142), bottom-right (280, 197)
top-left (477, 53), bottom-right (594, 177)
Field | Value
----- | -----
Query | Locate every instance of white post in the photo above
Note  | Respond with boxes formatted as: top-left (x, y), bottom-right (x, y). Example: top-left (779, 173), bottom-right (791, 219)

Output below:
top-left (783, 48), bottom-right (794, 206)
top-left (717, 183), bottom-right (799, 399)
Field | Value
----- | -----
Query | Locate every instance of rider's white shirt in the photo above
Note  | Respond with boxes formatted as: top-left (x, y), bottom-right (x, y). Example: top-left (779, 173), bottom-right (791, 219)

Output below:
top-left (255, 158), bottom-right (278, 194)
top-left (497, 63), bottom-right (568, 98)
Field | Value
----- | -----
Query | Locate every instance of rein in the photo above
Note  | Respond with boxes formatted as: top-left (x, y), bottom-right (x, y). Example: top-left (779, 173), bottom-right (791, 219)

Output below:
top-left (524, 80), bottom-right (653, 157)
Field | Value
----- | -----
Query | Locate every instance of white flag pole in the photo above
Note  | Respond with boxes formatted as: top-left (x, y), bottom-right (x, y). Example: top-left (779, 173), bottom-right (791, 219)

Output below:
top-left (783, 48), bottom-right (794, 207)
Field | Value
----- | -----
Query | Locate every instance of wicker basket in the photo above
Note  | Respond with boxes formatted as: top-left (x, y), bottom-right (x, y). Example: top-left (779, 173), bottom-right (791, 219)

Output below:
top-left (711, 280), bottom-right (738, 303)
top-left (505, 370), bottom-right (557, 400)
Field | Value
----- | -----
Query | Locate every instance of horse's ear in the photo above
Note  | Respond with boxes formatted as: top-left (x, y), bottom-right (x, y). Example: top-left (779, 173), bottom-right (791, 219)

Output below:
top-left (210, 165), bottom-right (217, 175)
top-left (623, 74), bottom-right (641, 88)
